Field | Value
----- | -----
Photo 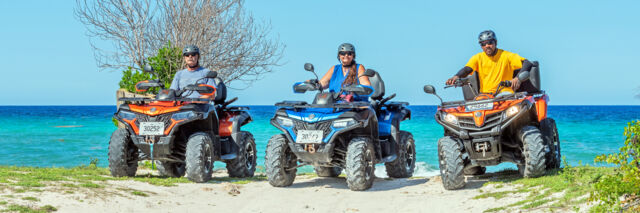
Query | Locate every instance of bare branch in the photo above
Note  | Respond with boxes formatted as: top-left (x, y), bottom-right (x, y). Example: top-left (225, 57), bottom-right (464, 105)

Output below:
top-left (75, 0), bottom-right (284, 89)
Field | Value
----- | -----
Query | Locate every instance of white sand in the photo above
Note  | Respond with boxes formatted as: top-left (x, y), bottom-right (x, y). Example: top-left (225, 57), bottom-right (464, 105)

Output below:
top-left (0, 170), bottom-right (590, 213)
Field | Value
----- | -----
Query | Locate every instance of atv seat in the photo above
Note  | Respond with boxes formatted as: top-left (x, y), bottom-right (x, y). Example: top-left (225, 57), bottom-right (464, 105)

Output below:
top-left (214, 77), bottom-right (227, 105)
top-left (367, 70), bottom-right (385, 101)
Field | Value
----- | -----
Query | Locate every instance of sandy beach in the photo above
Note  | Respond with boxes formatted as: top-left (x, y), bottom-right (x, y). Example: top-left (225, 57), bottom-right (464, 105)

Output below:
top-left (0, 168), bottom-right (591, 213)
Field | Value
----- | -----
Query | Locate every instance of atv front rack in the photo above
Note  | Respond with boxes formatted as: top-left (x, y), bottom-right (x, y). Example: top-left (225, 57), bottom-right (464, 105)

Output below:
top-left (440, 92), bottom-right (531, 108)
top-left (118, 97), bottom-right (212, 104)
top-left (275, 101), bottom-right (371, 109)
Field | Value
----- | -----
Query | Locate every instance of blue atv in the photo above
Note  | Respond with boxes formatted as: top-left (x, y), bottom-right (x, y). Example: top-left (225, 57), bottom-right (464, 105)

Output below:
top-left (265, 63), bottom-right (415, 191)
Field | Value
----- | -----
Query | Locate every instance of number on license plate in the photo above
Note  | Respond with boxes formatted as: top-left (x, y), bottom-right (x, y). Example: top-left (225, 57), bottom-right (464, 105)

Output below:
top-left (466, 102), bottom-right (494, 112)
top-left (296, 130), bottom-right (323, 144)
top-left (139, 122), bottom-right (164, 135)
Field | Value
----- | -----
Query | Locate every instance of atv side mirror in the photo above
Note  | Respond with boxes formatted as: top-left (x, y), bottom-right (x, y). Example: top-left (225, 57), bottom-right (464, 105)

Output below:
top-left (304, 63), bottom-right (314, 72)
top-left (423, 85), bottom-right (436, 94)
top-left (363, 69), bottom-right (376, 77)
top-left (423, 85), bottom-right (443, 104)
top-left (143, 64), bottom-right (155, 74)
top-left (205, 71), bottom-right (218, 79)
top-left (517, 71), bottom-right (530, 82)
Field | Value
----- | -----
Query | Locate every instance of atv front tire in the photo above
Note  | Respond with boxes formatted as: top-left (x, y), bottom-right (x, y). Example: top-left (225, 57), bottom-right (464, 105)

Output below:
top-left (346, 137), bottom-right (376, 191)
top-left (108, 128), bottom-right (138, 177)
top-left (226, 131), bottom-right (257, 178)
top-left (315, 166), bottom-right (342, 177)
top-left (185, 132), bottom-right (214, 183)
top-left (518, 126), bottom-right (547, 178)
top-left (438, 136), bottom-right (465, 190)
top-left (156, 161), bottom-right (185, 177)
top-left (265, 134), bottom-right (297, 187)
top-left (541, 118), bottom-right (561, 169)
top-left (385, 131), bottom-right (416, 178)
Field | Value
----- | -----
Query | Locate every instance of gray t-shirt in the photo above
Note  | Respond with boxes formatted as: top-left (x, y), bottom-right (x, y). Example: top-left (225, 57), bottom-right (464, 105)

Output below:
top-left (170, 67), bottom-right (217, 98)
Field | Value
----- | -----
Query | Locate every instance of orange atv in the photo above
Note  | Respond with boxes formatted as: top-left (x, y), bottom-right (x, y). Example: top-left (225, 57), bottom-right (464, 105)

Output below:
top-left (424, 62), bottom-right (560, 190)
top-left (110, 65), bottom-right (256, 183)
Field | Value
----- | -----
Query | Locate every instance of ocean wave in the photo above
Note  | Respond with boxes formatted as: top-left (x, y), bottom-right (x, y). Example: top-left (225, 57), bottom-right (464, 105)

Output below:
top-left (374, 161), bottom-right (440, 178)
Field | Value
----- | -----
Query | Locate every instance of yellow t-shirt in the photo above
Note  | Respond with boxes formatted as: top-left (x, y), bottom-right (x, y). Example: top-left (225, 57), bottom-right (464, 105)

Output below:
top-left (465, 49), bottom-right (525, 94)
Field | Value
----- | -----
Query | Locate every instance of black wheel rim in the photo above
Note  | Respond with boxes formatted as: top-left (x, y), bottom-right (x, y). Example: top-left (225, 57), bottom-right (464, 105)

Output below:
top-left (204, 142), bottom-right (212, 172)
top-left (364, 148), bottom-right (374, 181)
top-left (245, 143), bottom-right (255, 170)
top-left (405, 142), bottom-right (415, 171)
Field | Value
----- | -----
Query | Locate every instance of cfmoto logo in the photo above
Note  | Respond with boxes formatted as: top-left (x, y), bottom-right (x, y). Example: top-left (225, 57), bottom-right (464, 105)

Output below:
top-left (308, 114), bottom-right (315, 119)
top-left (150, 107), bottom-right (157, 112)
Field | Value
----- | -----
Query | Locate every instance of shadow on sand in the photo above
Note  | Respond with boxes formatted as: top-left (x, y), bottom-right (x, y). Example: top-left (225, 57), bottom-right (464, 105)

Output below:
top-left (288, 176), bottom-right (430, 191)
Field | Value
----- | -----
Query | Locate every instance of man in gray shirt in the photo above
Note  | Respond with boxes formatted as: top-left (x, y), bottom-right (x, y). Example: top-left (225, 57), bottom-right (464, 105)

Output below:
top-left (170, 45), bottom-right (217, 99)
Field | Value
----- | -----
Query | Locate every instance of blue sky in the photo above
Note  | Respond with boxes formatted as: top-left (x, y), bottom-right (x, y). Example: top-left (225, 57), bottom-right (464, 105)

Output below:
top-left (1, 0), bottom-right (639, 105)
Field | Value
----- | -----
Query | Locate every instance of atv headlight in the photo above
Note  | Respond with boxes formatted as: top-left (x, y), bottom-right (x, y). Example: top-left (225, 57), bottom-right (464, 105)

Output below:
top-left (276, 116), bottom-right (293, 127)
top-left (332, 118), bottom-right (356, 128)
top-left (171, 111), bottom-right (196, 120)
top-left (506, 105), bottom-right (520, 117)
top-left (442, 112), bottom-right (458, 125)
top-left (118, 111), bottom-right (136, 120)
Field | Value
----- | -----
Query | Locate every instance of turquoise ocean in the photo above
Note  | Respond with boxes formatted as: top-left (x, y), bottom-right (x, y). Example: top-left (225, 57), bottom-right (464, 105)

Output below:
top-left (0, 105), bottom-right (637, 177)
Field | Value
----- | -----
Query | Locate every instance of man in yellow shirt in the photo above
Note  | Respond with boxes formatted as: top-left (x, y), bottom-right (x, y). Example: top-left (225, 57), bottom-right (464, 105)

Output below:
top-left (446, 30), bottom-right (533, 95)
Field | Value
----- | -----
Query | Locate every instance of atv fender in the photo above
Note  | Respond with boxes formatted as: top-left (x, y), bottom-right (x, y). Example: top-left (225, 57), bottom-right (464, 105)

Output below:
top-left (229, 111), bottom-right (253, 148)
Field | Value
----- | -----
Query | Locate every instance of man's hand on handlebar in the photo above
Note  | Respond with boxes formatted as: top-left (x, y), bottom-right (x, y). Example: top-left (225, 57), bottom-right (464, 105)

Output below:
top-left (446, 76), bottom-right (459, 85)
top-left (510, 77), bottom-right (521, 90)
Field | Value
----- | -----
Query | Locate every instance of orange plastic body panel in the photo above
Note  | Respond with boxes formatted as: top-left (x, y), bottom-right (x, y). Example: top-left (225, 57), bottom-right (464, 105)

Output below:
top-left (128, 101), bottom-right (183, 116)
top-left (218, 111), bottom-right (237, 137)
top-left (442, 97), bottom-right (526, 127)
top-left (535, 95), bottom-right (549, 122)
top-left (122, 118), bottom-right (139, 134)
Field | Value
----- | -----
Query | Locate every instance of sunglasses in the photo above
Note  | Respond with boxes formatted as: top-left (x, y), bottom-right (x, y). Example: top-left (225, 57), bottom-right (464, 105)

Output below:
top-left (339, 51), bottom-right (354, 56)
top-left (183, 53), bottom-right (198, 57)
top-left (479, 40), bottom-right (495, 47)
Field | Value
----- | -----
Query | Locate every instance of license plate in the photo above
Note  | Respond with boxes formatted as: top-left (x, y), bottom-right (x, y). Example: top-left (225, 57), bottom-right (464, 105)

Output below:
top-left (139, 122), bottom-right (164, 135)
top-left (466, 102), bottom-right (494, 112)
top-left (296, 130), bottom-right (323, 144)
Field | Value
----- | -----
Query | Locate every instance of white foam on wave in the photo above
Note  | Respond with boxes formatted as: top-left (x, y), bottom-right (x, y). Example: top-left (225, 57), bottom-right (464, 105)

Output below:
top-left (373, 161), bottom-right (440, 178)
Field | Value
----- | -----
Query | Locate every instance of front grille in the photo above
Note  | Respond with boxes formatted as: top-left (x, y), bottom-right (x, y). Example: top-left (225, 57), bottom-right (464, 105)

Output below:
top-left (458, 112), bottom-right (503, 131)
top-left (292, 120), bottom-right (333, 138)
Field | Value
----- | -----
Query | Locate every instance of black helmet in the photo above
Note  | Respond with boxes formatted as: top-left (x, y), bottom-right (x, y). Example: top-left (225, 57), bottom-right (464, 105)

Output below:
top-left (183, 45), bottom-right (200, 55)
top-left (478, 30), bottom-right (497, 42)
top-left (337, 43), bottom-right (356, 58)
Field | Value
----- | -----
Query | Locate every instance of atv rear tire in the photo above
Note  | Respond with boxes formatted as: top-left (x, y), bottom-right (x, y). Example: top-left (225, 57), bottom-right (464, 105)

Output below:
top-left (226, 131), bottom-right (257, 178)
top-left (541, 118), bottom-right (561, 169)
top-left (346, 137), bottom-right (376, 191)
top-left (185, 132), bottom-right (214, 183)
top-left (156, 161), bottom-right (185, 177)
top-left (438, 136), bottom-right (465, 190)
top-left (385, 131), bottom-right (416, 178)
top-left (463, 166), bottom-right (486, 176)
top-left (518, 126), bottom-right (547, 178)
top-left (265, 134), bottom-right (297, 187)
top-left (315, 166), bottom-right (342, 177)
top-left (108, 128), bottom-right (138, 177)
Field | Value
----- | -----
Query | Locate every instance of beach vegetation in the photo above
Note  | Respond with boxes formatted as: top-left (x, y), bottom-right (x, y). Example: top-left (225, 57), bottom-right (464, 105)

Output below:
top-left (475, 160), bottom-right (615, 212)
top-left (118, 42), bottom-right (182, 93)
top-left (5, 204), bottom-right (57, 213)
top-left (131, 191), bottom-right (148, 197)
top-left (590, 120), bottom-right (640, 212)
top-left (21, 197), bottom-right (39, 202)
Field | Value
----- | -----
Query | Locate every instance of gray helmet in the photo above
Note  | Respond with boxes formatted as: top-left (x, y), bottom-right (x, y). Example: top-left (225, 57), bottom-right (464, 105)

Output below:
top-left (478, 30), bottom-right (497, 42)
top-left (183, 45), bottom-right (200, 55)
top-left (337, 43), bottom-right (356, 58)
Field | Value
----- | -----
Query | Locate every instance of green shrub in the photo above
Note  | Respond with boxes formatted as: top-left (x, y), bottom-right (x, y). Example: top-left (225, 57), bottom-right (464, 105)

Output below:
top-left (591, 120), bottom-right (640, 212)
top-left (118, 41), bottom-right (183, 93)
